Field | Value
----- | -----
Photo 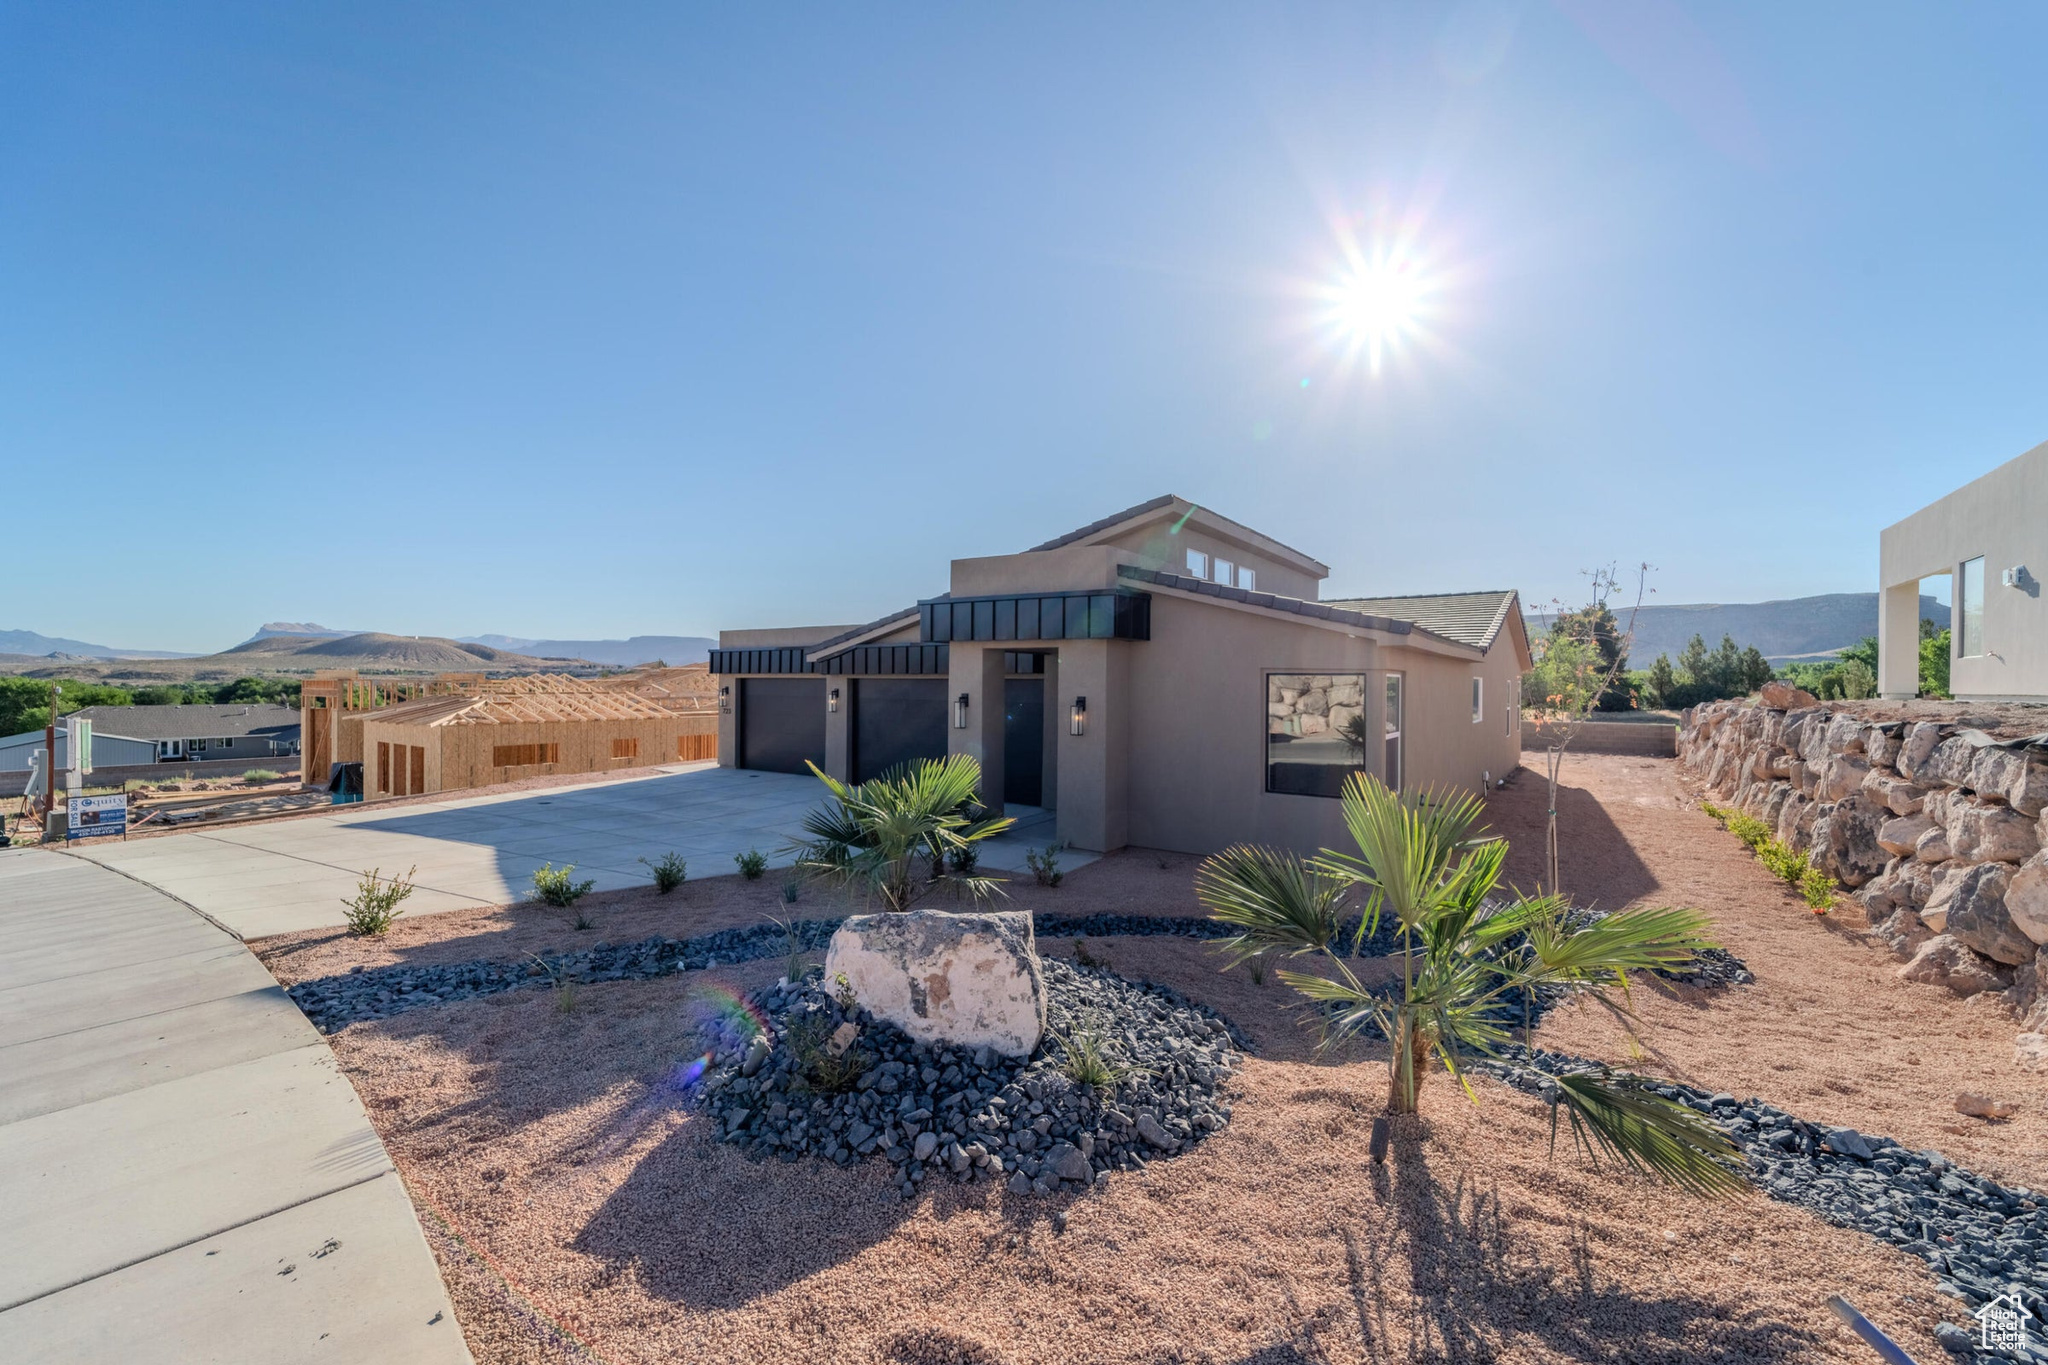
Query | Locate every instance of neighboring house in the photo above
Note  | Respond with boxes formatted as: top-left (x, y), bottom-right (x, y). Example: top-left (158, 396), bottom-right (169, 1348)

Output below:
top-left (0, 704), bottom-right (302, 774)
top-left (711, 495), bottom-right (1531, 857)
top-left (356, 686), bottom-right (714, 800)
top-left (1879, 439), bottom-right (2048, 701)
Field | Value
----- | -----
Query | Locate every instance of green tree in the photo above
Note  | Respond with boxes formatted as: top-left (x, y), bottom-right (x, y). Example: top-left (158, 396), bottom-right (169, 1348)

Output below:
top-left (1196, 775), bottom-right (1742, 1193)
top-left (789, 756), bottom-right (1015, 912)
top-left (1548, 603), bottom-right (1632, 711)
top-left (1919, 627), bottom-right (1952, 700)
top-left (1646, 654), bottom-right (1678, 708)
top-left (0, 678), bottom-right (133, 736)
top-left (1675, 634), bottom-right (1710, 691)
top-left (1738, 646), bottom-right (1774, 695)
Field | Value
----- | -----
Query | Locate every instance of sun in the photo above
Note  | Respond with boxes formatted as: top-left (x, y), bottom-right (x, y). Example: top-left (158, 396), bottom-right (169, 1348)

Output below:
top-left (1326, 251), bottom-right (1431, 373)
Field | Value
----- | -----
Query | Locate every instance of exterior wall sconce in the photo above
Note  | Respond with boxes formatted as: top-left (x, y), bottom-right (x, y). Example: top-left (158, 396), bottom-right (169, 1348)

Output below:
top-left (719, 686), bottom-right (732, 714)
top-left (828, 688), bottom-right (840, 713)
top-left (1070, 696), bottom-right (1087, 736)
top-left (954, 692), bottom-right (970, 729)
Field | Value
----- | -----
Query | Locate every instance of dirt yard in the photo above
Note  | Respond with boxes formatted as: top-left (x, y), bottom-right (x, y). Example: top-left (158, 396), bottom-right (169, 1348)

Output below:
top-left (305, 754), bottom-right (2035, 1364)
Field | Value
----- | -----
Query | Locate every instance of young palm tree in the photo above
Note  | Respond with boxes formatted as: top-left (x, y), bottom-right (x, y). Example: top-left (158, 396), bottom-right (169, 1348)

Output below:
top-left (1196, 773), bottom-right (1745, 1196)
top-left (788, 756), bottom-right (1015, 912)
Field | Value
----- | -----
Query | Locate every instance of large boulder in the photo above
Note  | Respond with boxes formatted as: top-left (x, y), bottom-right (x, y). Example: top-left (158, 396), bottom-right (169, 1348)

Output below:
top-left (1814, 755), bottom-right (1870, 803)
top-left (2007, 852), bottom-right (2048, 946)
top-left (1758, 680), bottom-right (1816, 710)
top-left (823, 909), bottom-right (1047, 1057)
top-left (1898, 722), bottom-right (1946, 784)
top-left (1861, 770), bottom-right (1929, 817)
top-left (1878, 814), bottom-right (1937, 858)
top-left (1929, 862), bottom-right (2029, 964)
top-left (1899, 934), bottom-right (2013, 997)
top-left (1946, 800), bottom-right (2042, 865)
top-left (1811, 798), bottom-right (1890, 888)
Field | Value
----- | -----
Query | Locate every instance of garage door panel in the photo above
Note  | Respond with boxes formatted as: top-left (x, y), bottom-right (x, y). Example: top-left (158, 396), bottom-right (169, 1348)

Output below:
top-left (740, 678), bottom-right (826, 775)
top-left (853, 679), bottom-right (948, 784)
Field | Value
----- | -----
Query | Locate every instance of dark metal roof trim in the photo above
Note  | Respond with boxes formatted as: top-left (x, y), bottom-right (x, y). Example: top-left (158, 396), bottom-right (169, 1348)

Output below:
top-left (806, 607), bottom-right (925, 654)
top-left (808, 643), bottom-right (950, 676)
top-left (917, 589), bottom-right (1150, 643)
top-left (707, 647), bottom-right (814, 675)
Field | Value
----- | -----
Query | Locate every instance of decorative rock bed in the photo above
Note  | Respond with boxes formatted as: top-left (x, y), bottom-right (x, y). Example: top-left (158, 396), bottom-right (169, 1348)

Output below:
top-left (1487, 1045), bottom-right (2048, 1362)
top-left (691, 957), bottom-right (1247, 1199)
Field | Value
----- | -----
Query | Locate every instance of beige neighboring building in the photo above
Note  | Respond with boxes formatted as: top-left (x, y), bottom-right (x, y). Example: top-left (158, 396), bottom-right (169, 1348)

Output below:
top-left (712, 495), bottom-right (1531, 858)
top-left (1880, 438), bottom-right (2048, 701)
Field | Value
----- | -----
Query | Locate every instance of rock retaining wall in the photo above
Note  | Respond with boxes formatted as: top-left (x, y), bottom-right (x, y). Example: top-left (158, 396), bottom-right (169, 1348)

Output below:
top-left (1679, 696), bottom-right (2048, 1023)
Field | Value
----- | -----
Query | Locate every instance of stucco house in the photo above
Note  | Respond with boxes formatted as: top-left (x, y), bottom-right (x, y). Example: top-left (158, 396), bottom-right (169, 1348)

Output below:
top-left (1879, 438), bottom-right (2048, 702)
top-left (711, 496), bottom-right (1531, 857)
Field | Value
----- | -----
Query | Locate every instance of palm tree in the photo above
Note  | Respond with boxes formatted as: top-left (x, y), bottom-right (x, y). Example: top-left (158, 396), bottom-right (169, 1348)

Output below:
top-left (1196, 773), bottom-right (1745, 1196)
top-left (788, 756), bottom-right (1015, 912)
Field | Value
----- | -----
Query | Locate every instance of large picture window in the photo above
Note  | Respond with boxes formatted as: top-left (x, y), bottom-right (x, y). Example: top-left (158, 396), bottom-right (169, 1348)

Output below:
top-left (1266, 673), bottom-right (1369, 797)
top-left (1959, 556), bottom-right (1985, 658)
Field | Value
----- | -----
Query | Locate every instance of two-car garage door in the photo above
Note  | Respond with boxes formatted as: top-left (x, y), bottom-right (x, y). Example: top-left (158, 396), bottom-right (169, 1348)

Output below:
top-left (738, 676), bottom-right (948, 781)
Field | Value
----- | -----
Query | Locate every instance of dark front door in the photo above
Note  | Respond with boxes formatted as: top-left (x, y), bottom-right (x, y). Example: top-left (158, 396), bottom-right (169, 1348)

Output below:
top-left (1003, 678), bottom-right (1044, 806)
top-left (739, 677), bottom-right (826, 775)
top-left (852, 678), bottom-right (948, 783)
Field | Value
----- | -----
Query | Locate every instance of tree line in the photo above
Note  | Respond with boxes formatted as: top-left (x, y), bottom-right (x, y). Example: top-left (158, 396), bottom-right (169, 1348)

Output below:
top-left (1522, 603), bottom-right (1952, 712)
top-left (0, 676), bottom-right (301, 738)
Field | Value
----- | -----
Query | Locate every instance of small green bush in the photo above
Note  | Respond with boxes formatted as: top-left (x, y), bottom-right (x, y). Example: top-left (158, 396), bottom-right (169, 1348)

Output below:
top-left (241, 769), bottom-right (283, 783)
top-left (1053, 1021), bottom-right (1147, 1089)
top-left (785, 1013), bottom-right (869, 1094)
top-left (640, 851), bottom-right (687, 893)
top-left (341, 866), bottom-right (416, 936)
top-left (1703, 803), bottom-right (1836, 913)
top-left (532, 862), bottom-right (595, 907)
top-left (780, 878), bottom-right (801, 904)
top-left (1027, 842), bottom-right (1064, 888)
top-left (735, 848), bottom-right (768, 880)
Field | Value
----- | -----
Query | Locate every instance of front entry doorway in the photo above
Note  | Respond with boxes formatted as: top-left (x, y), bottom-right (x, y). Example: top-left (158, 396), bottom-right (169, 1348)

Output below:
top-left (1003, 678), bottom-right (1044, 806)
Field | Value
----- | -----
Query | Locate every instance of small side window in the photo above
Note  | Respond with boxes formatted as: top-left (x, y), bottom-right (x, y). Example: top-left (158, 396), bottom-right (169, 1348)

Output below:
top-left (1238, 566), bottom-right (1255, 592)
top-left (1185, 548), bottom-right (1209, 579)
top-left (1471, 677), bottom-right (1483, 723)
top-left (1959, 556), bottom-right (1985, 657)
top-left (1214, 557), bottom-right (1234, 585)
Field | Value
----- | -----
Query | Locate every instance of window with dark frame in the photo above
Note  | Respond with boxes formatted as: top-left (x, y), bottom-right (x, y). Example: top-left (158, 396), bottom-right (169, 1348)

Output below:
top-left (1265, 672), bottom-right (1369, 798)
top-left (1384, 673), bottom-right (1404, 790)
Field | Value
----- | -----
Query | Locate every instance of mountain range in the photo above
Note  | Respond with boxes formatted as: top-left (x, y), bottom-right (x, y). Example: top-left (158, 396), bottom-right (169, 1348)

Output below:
top-left (243, 623), bottom-right (713, 667)
top-left (0, 629), bottom-right (195, 660)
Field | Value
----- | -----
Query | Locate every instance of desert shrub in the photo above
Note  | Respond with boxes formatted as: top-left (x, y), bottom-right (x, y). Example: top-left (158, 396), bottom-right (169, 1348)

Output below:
top-left (785, 1013), bottom-right (870, 1094)
top-left (1027, 842), bottom-right (1064, 888)
top-left (1703, 804), bottom-right (1835, 913)
top-left (734, 848), bottom-right (768, 880)
top-left (771, 915), bottom-right (805, 982)
top-left (1053, 1021), bottom-right (1147, 1089)
top-left (780, 878), bottom-right (800, 903)
top-left (341, 866), bottom-right (416, 936)
top-left (532, 862), bottom-right (595, 907)
top-left (946, 842), bottom-right (981, 876)
top-left (529, 954), bottom-right (579, 1014)
top-left (241, 769), bottom-right (282, 783)
top-left (640, 851), bottom-right (687, 893)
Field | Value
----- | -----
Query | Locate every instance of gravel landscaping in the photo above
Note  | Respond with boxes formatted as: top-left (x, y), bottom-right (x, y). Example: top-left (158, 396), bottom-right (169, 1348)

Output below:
top-left (696, 957), bottom-right (1245, 1199)
top-left (288, 754), bottom-right (2048, 1362)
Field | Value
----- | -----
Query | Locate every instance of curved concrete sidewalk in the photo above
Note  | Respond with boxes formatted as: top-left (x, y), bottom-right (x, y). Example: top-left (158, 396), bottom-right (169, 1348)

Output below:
top-left (0, 848), bottom-right (470, 1364)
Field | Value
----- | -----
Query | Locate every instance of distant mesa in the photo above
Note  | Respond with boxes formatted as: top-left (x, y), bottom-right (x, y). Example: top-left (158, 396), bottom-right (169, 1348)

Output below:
top-left (0, 628), bottom-right (196, 660)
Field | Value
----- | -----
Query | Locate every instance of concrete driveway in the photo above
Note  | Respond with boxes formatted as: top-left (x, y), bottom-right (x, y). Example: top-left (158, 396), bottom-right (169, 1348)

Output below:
top-left (71, 763), bottom-right (1089, 939)
top-left (0, 848), bottom-right (468, 1364)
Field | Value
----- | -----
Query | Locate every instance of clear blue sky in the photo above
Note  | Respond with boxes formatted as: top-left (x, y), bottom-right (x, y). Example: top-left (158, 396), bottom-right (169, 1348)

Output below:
top-left (4, 3), bottom-right (2043, 653)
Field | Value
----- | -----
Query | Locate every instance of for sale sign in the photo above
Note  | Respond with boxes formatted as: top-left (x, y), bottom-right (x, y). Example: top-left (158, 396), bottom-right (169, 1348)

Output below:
top-left (68, 793), bottom-right (127, 840)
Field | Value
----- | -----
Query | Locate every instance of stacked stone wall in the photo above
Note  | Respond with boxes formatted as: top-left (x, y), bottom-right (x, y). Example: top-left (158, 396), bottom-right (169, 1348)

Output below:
top-left (1679, 694), bottom-right (2048, 1022)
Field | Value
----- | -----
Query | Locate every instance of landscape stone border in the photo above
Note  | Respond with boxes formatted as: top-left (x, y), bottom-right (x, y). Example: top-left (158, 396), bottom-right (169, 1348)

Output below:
top-left (282, 909), bottom-right (1739, 1034)
top-left (692, 956), bottom-right (1244, 1200)
top-left (1483, 1044), bottom-right (2048, 1363)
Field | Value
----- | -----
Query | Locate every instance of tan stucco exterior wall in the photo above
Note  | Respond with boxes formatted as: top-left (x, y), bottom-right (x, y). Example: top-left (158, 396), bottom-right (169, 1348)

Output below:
top-left (1878, 439), bottom-right (2048, 700)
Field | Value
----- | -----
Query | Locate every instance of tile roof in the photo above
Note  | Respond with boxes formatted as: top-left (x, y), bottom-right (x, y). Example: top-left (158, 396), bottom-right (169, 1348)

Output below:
top-left (1115, 565), bottom-right (1466, 643)
top-left (63, 703), bottom-right (301, 742)
top-left (1318, 591), bottom-right (1521, 651)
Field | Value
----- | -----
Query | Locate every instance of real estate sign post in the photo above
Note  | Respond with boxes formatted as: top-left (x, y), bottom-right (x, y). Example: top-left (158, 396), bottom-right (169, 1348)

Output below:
top-left (67, 793), bottom-right (127, 841)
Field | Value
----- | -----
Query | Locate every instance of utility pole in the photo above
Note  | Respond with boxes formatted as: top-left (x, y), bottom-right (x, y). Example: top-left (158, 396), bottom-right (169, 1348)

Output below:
top-left (41, 681), bottom-right (59, 828)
